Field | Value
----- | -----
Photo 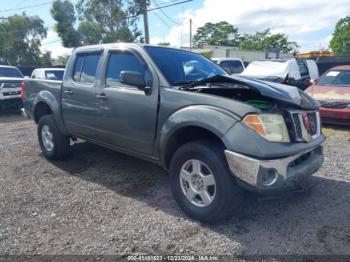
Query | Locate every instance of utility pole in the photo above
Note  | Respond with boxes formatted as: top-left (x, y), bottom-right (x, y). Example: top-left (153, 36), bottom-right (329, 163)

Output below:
top-left (189, 18), bottom-right (192, 51)
top-left (142, 0), bottom-right (150, 44)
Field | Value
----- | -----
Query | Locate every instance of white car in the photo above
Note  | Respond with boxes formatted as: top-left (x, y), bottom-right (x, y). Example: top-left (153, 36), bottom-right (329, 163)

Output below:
top-left (240, 58), bottom-right (319, 90)
top-left (211, 58), bottom-right (245, 75)
top-left (31, 68), bottom-right (65, 81)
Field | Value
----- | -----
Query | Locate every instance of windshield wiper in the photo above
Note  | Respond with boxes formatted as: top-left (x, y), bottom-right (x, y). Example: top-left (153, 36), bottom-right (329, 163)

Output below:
top-left (172, 80), bottom-right (197, 86)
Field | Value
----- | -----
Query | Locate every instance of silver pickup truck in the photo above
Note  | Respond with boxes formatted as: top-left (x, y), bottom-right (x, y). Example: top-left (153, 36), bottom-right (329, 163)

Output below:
top-left (0, 65), bottom-right (24, 110)
top-left (23, 44), bottom-right (325, 222)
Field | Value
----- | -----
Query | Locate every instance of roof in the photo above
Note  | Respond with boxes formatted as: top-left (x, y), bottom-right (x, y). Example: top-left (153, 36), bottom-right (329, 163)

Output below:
top-left (33, 68), bottom-right (65, 71)
top-left (211, 57), bottom-right (243, 62)
top-left (329, 65), bottom-right (350, 70)
top-left (73, 43), bottom-right (198, 54)
top-left (0, 65), bottom-right (19, 69)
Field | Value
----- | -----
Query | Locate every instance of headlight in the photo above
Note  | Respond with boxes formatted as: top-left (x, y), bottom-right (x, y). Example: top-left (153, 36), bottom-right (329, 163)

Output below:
top-left (243, 114), bottom-right (290, 142)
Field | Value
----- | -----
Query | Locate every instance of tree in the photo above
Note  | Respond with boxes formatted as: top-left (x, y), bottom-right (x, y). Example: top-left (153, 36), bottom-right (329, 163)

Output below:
top-left (193, 21), bottom-right (239, 47)
top-left (330, 16), bottom-right (350, 55)
top-left (51, 0), bottom-right (80, 47)
top-left (240, 29), bottom-right (293, 53)
top-left (157, 42), bottom-right (170, 46)
top-left (0, 14), bottom-right (51, 66)
top-left (51, 0), bottom-right (142, 47)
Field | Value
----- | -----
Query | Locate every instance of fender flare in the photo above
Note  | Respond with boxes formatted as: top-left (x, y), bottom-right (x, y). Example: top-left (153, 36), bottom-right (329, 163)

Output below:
top-left (157, 105), bottom-right (240, 166)
top-left (33, 90), bottom-right (69, 135)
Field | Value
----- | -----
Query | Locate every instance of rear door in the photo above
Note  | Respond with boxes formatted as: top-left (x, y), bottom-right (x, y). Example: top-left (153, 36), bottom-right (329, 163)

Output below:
top-left (93, 48), bottom-right (159, 155)
top-left (61, 52), bottom-right (102, 139)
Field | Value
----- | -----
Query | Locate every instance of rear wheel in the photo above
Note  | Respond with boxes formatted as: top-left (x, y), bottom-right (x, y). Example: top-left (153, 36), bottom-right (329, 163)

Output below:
top-left (169, 140), bottom-right (244, 223)
top-left (38, 115), bottom-right (70, 160)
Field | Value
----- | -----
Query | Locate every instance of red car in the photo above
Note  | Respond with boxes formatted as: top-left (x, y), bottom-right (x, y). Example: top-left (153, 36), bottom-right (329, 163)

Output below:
top-left (305, 65), bottom-right (350, 125)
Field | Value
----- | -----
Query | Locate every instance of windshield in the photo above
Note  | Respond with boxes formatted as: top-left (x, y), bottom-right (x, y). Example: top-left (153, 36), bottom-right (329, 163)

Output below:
top-left (45, 70), bottom-right (64, 81)
top-left (0, 67), bottom-right (23, 78)
top-left (318, 70), bottom-right (350, 86)
top-left (144, 46), bottom-right (226, 86)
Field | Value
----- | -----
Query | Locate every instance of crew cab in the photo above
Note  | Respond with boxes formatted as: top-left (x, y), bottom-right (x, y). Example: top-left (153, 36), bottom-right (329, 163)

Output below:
top-left (23, 44), bottom-right (325, 222)
top-left (241, 59), bottom-right (319, 90)
top-left (0, 65), bottom-right (24, 110)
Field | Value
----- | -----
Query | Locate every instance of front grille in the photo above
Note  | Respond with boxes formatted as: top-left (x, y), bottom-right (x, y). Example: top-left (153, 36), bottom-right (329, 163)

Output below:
top-left (3, 91), bottom-right (21, 96)
top-left (290, 111), bottom-right (320, 142)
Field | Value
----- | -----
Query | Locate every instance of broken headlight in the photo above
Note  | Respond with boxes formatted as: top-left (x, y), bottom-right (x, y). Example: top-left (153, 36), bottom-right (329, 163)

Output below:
top-left (243, 114), bottom-right (290, 143)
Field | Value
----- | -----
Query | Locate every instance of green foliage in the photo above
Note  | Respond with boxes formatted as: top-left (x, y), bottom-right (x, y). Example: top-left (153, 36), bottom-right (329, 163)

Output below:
top-left (239, 29), bottom-right (293, 53)
top-left (330, 16), bottom-right (350, 55)
top-left (193, 21), bottom-right (239, 47)
top-left (51, 0), bottom-right (80, 47)
top-left (200, 50), bottom-right (213, 59)
top-left (54, 55), bottom-right (70, 66)
top-left (158, 42), bottom-right (170, 46)
top-left (0, 14), bottom-right (51, 66)
top-left (51, 0), bottom-right (142, 47)
top-left (193, 21), bottom-right (295, 53)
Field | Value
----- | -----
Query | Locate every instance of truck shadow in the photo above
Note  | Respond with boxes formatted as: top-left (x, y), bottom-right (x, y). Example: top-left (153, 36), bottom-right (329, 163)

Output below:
top-left (0, 109), bottom-right (27, 123)
top-left (48, 141), bottom-right (350, 254)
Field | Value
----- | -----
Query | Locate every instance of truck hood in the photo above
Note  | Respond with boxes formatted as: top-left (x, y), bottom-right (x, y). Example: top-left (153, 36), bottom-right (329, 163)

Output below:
top-left (182, 75), bottom-right (319, 110)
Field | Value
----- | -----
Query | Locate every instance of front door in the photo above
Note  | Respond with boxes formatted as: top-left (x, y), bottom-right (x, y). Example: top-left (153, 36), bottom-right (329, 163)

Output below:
top-left (93, 49), bottom-right (159, 156)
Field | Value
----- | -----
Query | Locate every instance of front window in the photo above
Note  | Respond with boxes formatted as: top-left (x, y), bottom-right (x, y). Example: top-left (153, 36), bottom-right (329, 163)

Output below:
top-left (317, 70), bottom-right (350, 86)
top-left (0, 67), bottom-right (23, 78)
top-left (144, 46), bottom-right (226, 86)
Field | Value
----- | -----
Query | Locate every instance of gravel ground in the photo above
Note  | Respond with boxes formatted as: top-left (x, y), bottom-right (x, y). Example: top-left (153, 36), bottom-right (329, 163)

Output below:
top-left (0, 112), bottom-right (349, 256)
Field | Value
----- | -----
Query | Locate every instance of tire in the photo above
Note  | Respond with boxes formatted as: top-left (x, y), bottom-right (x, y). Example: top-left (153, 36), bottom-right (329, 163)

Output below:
top-left (169, 140), bottom-right (244, 223)
top-left (37, 114), bottom-right (70, 160)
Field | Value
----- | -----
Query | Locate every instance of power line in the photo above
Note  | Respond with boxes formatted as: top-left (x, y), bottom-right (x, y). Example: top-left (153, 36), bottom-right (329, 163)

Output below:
top-left (0, 2), bottom-right (52, 13)
top-left (152, 0), bottom-right (181, 25)
top-left (41, 39), bottom-right (61, 46)
top-left (147, 0), bottom-right (193, 12)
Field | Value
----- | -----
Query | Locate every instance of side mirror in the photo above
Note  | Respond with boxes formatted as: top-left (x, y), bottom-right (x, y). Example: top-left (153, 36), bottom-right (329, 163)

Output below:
top-left (120, 71), bottom-right (146, 89)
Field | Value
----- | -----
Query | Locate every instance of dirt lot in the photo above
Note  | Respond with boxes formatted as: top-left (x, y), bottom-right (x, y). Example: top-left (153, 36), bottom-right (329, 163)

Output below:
top-left (0, 112), bottom-right (349, 256)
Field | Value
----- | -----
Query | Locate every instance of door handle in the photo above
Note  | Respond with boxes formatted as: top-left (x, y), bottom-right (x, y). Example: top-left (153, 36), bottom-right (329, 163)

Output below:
top-left (96, 93), bottom-right (108, 100)
top-left (64, 90), bottom-right (73, 95)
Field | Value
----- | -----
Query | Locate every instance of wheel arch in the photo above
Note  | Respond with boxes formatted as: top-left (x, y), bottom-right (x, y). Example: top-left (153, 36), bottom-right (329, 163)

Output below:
top-left (33, 90), bottom-right (69, 135)
top-left (158, 105), bottom-right (240, 169)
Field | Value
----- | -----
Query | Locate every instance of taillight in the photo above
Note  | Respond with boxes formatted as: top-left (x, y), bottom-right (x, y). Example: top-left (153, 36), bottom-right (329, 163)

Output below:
top-left (21, 81), bottom-right (25, 101)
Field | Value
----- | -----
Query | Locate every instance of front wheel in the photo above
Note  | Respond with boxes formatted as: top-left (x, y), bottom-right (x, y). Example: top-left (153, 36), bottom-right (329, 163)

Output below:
top-left (169, 140), bottom-right (244, 223)
top-left (38, 115), bottom-right (70, 160)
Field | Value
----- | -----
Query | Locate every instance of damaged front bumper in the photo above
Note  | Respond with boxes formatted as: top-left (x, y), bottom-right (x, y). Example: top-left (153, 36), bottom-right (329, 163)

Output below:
top-left (225, 146), bottom-right (324, 192)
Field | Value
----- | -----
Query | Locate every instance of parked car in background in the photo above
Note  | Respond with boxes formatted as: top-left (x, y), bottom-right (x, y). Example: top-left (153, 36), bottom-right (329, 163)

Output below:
top-left (240, 59), bottom-right (319, 90)
top-left (211, 58), bottom-right (245, 75)
top-left (31, 68), bottom-right (65, 81)
top-left (305, 66), bottom-right (350, 125)
top-left (0, 65), bottom-right (24, 111)
top-left (23, 44), bottom-right (324, 222)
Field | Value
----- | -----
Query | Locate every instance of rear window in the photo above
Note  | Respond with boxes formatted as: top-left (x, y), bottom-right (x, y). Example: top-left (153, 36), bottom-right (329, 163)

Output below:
top-left (45, 70), bottom-right (64, 81)
top-left (0, 67), bottom-right (23, 78)
top-left (318, 70), bottom-right (350, 86)
top-left (72, 53), bottom-right (101, 83)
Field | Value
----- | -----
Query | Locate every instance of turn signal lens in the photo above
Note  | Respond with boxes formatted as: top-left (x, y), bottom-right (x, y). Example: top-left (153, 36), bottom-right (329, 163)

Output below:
top-left (243, 114), bottom-right (290, 143)
top-left (243, 115), bottom-right (266, 137)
